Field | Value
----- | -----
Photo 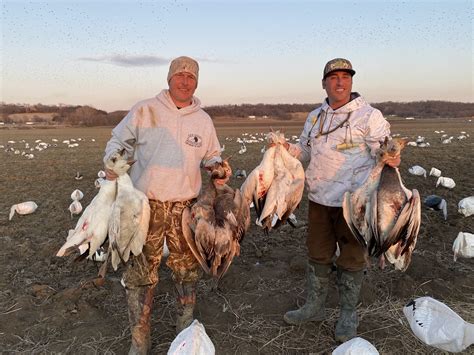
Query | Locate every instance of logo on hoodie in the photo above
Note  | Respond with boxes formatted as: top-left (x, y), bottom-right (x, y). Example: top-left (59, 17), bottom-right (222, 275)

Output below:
top-left (185, 133), bottom-right (203, 147)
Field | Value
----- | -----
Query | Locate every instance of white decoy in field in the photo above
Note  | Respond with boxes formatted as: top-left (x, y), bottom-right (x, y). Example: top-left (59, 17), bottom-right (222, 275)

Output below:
top-left (429, 167), bottom-right (441, 177)
top-left (97, 170), bottom-right (106, 179)
top-left (74, 171), bottom-right (83, 180)
top-left (453, 232), bottom-right (474, 261)
top-left (343, 138), bottom-right (421, 271)
top-left (408, 165), bottom-right (427, 178)
top-left (56, 160), bottom-right (119, 258)
top-left (68, 200), bottom-right (83, 218)
top-left (332, 337), bottom-right (379, 355)
top-left (458, 196), bottom-right (474, 217)
top-left (107, 150), bottom-right (150, 271)
top-left (238, 144), bottom-right (247, 154)
top-left (70, 189), bottom-right (84, 201)
top-left (403, 296), bottom-right (474, 352)
top-left (436, 176), bottom-right (455, 189)
top-left (9, 201), bottom-right (38, 221)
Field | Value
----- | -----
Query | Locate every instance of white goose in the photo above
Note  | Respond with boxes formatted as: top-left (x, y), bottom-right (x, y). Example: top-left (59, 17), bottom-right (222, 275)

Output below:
top-left (240, 132), bottom-right (281, 219)
top-left (56, 156), bottom-right (120, 258)
top-left (107, 150), bottom-right (150, 271)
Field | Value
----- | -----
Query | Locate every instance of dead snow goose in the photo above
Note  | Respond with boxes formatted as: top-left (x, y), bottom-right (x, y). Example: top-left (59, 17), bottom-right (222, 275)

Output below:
top-left (343, 138), bottom-right (421, 271)
top-left (107, 150), bottom-right (151, 271)
top-left (56, 159), bottom-right (120, 257)
top-left (9, 201), bottom-right (38, 221)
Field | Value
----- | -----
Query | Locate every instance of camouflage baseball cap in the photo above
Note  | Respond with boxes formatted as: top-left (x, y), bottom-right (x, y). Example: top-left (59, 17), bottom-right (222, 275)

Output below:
top-left (167, 56), bottom-right (199, 82)
top-left (323, 58), bottom-right (356, 79)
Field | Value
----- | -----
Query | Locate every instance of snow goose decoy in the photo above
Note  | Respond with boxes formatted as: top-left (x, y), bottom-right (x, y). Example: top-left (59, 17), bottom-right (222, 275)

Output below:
top-left (343, 138), bottom-right (421, 271)
top-left (68, 200), bottom-right (83, 218)
top-left (70, 189), bottom-right (84, 201)
top-left (436, 176), bottom-right (455, 189)
top-left (403, 296), bottom-right (474, 352)
top-left (9, 201), bottom-right (38, 221)
top-left (458, 196), bottom-right (474, 217)
top-left (332, 337), bottom-right (379, 355)
top-left (74, 171), bottom-right (83, 180)
top-left (429, 167), bottom-right (441, 177)
top-left (453, 232), bottom-right (474, 261)
top-left (423, 195), bottom-right (447, 220)
top-left (408, 165), bottom-right (427, 178)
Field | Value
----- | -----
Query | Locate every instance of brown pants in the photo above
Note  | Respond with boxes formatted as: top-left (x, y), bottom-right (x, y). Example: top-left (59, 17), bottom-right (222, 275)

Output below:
top-left (123, 199), bottom-right (202, 289)
top-left (307, 200), bottom-right (366, 271)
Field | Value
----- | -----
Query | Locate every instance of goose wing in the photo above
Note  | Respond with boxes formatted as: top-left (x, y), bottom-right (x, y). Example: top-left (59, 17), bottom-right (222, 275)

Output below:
top-left (182, 206), bottom-right (212, 274)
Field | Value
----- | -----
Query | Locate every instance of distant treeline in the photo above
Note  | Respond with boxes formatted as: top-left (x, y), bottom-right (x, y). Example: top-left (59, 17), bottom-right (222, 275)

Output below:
top-left (204, 101), bottom-right (474, 119)
top-left (1, 100), bottom-right (472, 126)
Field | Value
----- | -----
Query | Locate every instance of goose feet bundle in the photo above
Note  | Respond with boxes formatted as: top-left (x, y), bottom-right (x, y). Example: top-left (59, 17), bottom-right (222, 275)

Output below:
top-left (182, 159), bottom-right (250, 280)
top-left (240, 130), bottom-right (304, 234)
top-left (342, 138), bottom-right (421, 271)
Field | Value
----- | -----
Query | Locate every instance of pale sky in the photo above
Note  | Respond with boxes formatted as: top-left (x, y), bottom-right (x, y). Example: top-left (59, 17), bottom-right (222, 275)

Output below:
top-left (1, 0), bottom-right (472, 112)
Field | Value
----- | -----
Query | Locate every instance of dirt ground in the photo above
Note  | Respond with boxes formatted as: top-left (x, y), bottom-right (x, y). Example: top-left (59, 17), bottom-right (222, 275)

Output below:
top-left (0, 117), bottom-right (473, 354)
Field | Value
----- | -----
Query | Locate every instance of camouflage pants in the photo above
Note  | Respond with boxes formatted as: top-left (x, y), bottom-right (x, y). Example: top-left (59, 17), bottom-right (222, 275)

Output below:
top-left (122, 199), bottom-right (202, 289)
top-left (307, 200), bottom-right (366, 272)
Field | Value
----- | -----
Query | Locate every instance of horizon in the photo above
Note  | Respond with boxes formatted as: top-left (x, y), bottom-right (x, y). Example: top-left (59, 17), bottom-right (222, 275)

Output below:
top-left (2, 0), bottom-right (473, 112)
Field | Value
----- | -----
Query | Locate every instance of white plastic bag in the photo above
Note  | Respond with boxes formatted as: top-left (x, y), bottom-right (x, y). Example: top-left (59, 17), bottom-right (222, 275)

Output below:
top-left (167, 320), bottom-right (215, 355)
top-left (408, 165), bottom-right (427, 178)
top-left (458, 196), bottom-right (474, 217)
top-left (403, 296), bottom-right (474, 352)
top-left (436, 176), bottom-right (455, 189)
top-left (429, 167), bottom-right (441, 177)
top-left (453, 232), bottom-right (474, 261)
top-left (332, 337), bottom-right (379, 354)
top-left (9, 201), bottom-right (38, 220)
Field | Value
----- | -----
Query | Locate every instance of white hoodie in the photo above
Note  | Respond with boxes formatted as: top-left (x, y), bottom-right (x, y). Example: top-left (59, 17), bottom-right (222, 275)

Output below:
top-left (104, 90), bottom-right (221, 202)
top-left (289, 94), bottom-right (391, 207)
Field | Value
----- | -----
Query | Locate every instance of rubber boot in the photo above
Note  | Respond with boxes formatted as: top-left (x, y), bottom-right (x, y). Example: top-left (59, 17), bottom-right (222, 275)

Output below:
top-left (335, 269), bottom-right (364, 343)
top-left (175, 281), bottom-right (197, 334)
top-left (126, 286), bottom-right (154, 355)
top-left (283, 262), bottom-right (331, 325)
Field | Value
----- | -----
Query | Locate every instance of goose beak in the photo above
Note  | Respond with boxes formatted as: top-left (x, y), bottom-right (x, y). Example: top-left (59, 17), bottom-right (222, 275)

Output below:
top-left (128, 159), bottom-right (137, 166)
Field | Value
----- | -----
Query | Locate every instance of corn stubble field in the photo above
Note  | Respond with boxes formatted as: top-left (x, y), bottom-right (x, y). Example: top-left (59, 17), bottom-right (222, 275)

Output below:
top-left (0, 117), bottom-right (473, 354)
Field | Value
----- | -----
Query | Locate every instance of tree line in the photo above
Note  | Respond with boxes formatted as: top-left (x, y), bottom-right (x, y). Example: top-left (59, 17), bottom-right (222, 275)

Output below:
top-left (1, 100), bottom-right (472, 126)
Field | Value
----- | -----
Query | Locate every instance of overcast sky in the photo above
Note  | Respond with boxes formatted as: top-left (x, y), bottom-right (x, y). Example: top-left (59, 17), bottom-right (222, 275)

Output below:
top-left (1, 0), bottom-right (472, 112)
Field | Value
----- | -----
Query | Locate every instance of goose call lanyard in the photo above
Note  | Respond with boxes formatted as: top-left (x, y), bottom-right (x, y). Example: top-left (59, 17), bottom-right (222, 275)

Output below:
top-left (306, 111), bottom-right (353, 146)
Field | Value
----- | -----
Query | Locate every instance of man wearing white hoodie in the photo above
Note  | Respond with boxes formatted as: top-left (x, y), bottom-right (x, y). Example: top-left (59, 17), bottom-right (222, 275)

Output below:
top-left (104, 56), bottom-right (225, 354)
top-left (282, 58), bottom-right (400, 342)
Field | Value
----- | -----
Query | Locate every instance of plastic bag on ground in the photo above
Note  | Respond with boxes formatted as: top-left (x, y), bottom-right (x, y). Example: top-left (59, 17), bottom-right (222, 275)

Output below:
top-left (403, 296), bottom-right (474, 352)
top-left (332, 337), bottom-right (379, 354)
top-left (167, 319), bottom-right (215, 355)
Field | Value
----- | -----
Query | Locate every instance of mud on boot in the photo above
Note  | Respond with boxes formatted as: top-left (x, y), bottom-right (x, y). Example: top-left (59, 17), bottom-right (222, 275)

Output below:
top-left (126, 286), bottom-right (154, 355)
top-left (335, 269), bottom-right (363, 343)
top-left (175, 281), bottom-right (197, 334)
top-left (283, 262), bottom-right (331, 325)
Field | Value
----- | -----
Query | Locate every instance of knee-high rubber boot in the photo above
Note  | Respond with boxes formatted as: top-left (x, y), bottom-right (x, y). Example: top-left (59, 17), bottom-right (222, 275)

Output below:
top-left (335, 269), bottom-right (364, 343)
top-left (126, 286), bottom-right (154, 355)
top-left (283, 262), bottom-right (331, 325)
top-left (174, 281), bottom-right (197, 334)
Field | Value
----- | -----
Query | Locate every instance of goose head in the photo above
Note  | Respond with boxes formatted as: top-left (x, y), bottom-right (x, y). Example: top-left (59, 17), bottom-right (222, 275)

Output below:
top-left (105, 149), bottom-right (135, 176)
top-left (376, 137), bottom-right (407, 164)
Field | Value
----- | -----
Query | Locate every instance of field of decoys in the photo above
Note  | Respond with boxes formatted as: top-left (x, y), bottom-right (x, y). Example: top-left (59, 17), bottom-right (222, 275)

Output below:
top-left (1, 115), bottom-right (473, 354)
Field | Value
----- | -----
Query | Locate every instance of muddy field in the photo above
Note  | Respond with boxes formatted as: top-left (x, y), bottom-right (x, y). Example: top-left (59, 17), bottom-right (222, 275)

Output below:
top-left (0, 117), bottom-right (473, 354)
